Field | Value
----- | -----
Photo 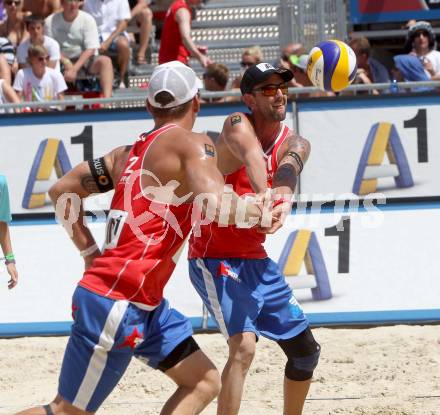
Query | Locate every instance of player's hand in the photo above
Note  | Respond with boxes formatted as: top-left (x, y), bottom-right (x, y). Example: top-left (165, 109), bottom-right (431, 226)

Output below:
top-left (99, 40), bottom-right (111, 54)
top-left (258, 199), bottom-right (292, 234)
top-left (84, 249), bottom-right (101, 270)
top-left (6, 262), bottom-right (18, 289)
top-left (199, 54), bottom-right (213, 68)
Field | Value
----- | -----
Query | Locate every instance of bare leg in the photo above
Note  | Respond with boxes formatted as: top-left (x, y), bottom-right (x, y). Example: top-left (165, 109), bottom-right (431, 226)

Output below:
top-left (217, 332), bottom-right (256, 415)
top-left (161, 349), bottom-right (221, 415)
top-left (116, 37), bottom-right (130, 87)
top-left (283, 377), bottom-right (312, 415)
top-left (135, 7), bottom-right (153, 62)
top-left (15, 394), bottom-right (94, 415)
top-left (90, 55), bottom-right (113, 98)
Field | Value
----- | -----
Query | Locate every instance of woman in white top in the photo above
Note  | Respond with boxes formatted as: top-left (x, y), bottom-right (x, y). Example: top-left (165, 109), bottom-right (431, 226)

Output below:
top-left (13, 44), bottom-right (67, 107)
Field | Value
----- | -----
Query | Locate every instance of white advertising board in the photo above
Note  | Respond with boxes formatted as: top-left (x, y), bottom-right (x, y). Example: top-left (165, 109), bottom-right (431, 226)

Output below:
top-left (297, 96), bottom-right (440, 201)
top-left (1, 204), bottom-right (439, 336)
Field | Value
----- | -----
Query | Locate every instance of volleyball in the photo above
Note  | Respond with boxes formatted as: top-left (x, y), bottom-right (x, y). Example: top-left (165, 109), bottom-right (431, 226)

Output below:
top-left (306, 40), bottom-right (357, 92)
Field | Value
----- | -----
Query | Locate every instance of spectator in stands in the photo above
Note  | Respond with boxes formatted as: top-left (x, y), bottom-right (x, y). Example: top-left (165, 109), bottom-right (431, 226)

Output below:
top-left (129, 0), bottom-right (153, 65)
top-left (158, 0), bottom-right (211, 68)
top-left (231, 45), bottom-right (263, 89)
top-left (46, 0), bottom-right (114, 98)
top-left (349, 37), bottom-right (390, 94)
top-left (279, 42), bottom-right (306, 70)
top-left (22, 0), bottom-right (61, 18)
top-left (13, 44), bottom-right (67, 105)
top-left (405, 20), bottom-right (440, 80)
top-left (202, 62), bottom-right (229, 103)
top-left (0, 73), bottom-right (21, 110)
top-left (0, 36), bottom-right (15, 83)
top-left (0, 0), bottom-right (28, 47)
top-left (83, 0), bottom-right (132, 88)
top-left (392, 54), bottom-right (434, 92)
top-left (289, 54), bottom-right (335, 97)
top-left (17, 15), bottom-right (60, 70)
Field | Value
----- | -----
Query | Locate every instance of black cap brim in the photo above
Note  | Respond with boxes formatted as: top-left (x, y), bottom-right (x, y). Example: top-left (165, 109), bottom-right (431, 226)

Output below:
top-left (240, 64), bottom-right (293, 95)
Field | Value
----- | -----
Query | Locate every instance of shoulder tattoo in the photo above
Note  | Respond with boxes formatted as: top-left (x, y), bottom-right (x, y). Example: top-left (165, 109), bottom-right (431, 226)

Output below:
top-left (230, 114), bottom-right (242, 126)
top-left (204, 143), bottom-right (215, 157)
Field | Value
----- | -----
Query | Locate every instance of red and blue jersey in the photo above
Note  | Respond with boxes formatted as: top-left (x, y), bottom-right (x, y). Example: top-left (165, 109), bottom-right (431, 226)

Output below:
top-left (188, 121), bottom-right (290, 259)
top-left (80, 124), bottom-right (193, 309)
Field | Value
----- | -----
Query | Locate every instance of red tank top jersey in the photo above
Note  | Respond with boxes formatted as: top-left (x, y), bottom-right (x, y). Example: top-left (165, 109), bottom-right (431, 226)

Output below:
top-left (188, 122), bottom-right (290, 259)
top-left (158, 0), bottom-right (191, 65)
top-left (80, 124), bottom-right (193, 309)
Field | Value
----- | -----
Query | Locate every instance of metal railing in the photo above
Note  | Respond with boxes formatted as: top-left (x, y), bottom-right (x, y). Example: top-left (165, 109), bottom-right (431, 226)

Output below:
top-left (0, 81), bottom-right (439, 112)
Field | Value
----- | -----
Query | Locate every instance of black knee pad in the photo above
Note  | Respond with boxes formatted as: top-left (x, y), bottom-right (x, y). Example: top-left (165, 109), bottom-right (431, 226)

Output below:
top-left (156, 336), bottom-right (200, 372)
top-left (277, 327), bottom-right (321, 381)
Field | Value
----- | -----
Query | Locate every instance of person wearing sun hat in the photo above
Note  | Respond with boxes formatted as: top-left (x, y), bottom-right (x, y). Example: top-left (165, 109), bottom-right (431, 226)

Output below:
top-left (405, 20), bottom-right (440, 80)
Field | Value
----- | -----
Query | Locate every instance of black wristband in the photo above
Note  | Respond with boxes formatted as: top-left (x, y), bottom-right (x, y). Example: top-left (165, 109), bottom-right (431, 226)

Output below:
top-left (287, 151), bottom-right (303, 174)
top-left (88, 157), bottom-right (114, 193)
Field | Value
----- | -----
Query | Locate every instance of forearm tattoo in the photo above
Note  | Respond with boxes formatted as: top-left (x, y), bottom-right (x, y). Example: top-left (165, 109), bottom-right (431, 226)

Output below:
top-left (273, 163), bottom-right (297, 191)
top-left (80, 174), bottom-right (100, 194)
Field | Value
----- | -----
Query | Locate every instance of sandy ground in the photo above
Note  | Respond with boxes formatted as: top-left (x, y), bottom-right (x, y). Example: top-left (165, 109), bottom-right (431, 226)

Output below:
top-left (0, 325), bottom-right (439, 415)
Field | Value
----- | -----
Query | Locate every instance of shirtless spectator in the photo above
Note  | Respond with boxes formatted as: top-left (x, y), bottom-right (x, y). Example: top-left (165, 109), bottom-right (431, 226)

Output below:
top-left (22, 0), bottom-right (61, 18)
top-left (17, 15), bottom-right (60, 70)
top-left (405, 20), bottom-right (440, 80)
top-left (83, 0), bottom-right (131, 88)
top-left (349, 37), bottom-right (390, 94)
top-left (46, 0), bottom-right (113, 98)
top-left (158, 0), bottom-right (211, 68)
top-left (201, 62), bottom-right (229, 103)
top-left (129, 0), bottom-right (153, 65)
top-left (0, 0), bottom-right (28, 47)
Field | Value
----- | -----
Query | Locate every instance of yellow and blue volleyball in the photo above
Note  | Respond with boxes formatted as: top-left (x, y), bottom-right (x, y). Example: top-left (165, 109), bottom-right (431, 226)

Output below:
top-left (306, 40), bottom-right (357, 92)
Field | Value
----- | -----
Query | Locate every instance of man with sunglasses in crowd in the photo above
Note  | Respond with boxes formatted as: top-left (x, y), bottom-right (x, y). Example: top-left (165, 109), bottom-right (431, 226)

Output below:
top-left (188, 62), bottom-right (321, 415)
top-left (405, 20), bottom-right (440, 80)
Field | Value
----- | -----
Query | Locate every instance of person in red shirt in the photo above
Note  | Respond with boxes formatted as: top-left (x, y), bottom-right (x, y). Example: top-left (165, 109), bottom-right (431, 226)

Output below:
top-left (158, 0), bottom-right (211, 67)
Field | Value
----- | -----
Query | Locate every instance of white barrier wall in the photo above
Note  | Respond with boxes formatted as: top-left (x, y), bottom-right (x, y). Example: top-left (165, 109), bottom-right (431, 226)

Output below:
top-left (1, 204), bottom-right (439, 336)
top-left (298, 96), bottom-right (440, 201)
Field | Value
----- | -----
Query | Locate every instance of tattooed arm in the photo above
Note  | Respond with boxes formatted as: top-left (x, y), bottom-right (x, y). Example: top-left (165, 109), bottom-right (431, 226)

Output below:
top-left (273, 132), bottom-right (311, 197)
top-left (219, 112), bottom-right (268, 194)
top-left (48, 146), bottom-right (131, 268)
top-left (260, 133), bottom-right (311, 235)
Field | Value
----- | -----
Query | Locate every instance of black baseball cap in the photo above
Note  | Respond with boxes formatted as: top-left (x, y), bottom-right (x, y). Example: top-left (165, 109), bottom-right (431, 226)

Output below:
top-left (240, 63), bottom-right (293, 95)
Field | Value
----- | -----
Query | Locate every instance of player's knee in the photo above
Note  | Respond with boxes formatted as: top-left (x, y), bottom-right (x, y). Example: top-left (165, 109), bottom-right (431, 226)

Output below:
top-left (278, 327), bottom-right (321, 381)
top-left (229, 335), bottom-right (256, 370)
top-left (198, 367), bottom-right (221, 401)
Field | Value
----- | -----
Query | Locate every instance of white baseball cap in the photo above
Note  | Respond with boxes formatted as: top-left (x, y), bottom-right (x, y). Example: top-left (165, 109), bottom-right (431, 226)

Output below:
top-left (147, 61), bottom-right (203, 108)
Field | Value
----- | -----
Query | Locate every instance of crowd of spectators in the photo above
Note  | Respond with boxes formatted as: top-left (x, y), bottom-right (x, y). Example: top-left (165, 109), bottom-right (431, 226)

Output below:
top-left (0, 0), bottom-right (440, 110)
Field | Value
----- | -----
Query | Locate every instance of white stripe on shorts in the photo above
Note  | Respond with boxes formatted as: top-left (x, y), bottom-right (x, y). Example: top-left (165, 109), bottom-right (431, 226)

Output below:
top-left (73, 299), bottom-right (129, 410)
top-left (196, 258), bottom-right (229, 340)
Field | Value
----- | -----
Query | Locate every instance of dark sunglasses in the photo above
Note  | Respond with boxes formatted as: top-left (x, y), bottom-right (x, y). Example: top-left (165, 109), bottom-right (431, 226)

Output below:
top-left (414, 30), bottom-right (429, 38)
top-left (240, 61), bottom-right (254, 68)
top-left (5, 0), bottom-right (21, 5)
top-left (253, 82), bottom-right (288, 97)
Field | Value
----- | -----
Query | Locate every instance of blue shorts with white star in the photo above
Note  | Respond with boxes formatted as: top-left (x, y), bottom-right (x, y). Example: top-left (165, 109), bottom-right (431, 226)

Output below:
top-left (59, 286), bottom-right (193, 412)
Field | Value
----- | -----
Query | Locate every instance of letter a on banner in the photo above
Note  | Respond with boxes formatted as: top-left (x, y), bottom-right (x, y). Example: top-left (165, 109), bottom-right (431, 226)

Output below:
top-left (278, 230), bottom-right (332, 301)
top-left (352, 122), bottom-right (414, 195)
top-left (22, 139), bottom-right (72, 209)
